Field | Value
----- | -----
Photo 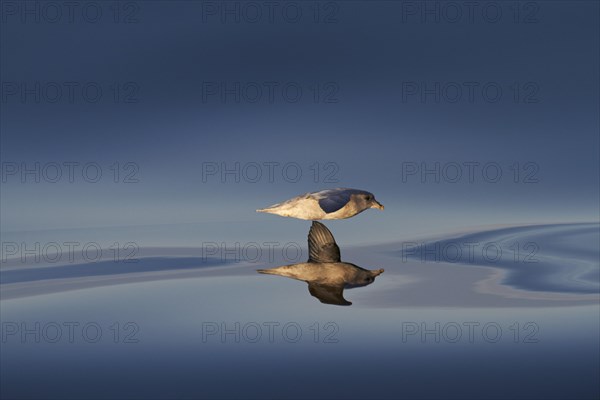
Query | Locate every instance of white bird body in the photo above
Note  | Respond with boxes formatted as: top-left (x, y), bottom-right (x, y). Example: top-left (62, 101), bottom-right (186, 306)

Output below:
top-left (256, 188), bottom-right (383, 220)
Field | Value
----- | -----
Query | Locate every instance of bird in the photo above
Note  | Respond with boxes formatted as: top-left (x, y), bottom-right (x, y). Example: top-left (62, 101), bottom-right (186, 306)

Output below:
top-left (257, 221), bottom-right (384, 306)
top-left (256, 188), bottom-right (384, 220)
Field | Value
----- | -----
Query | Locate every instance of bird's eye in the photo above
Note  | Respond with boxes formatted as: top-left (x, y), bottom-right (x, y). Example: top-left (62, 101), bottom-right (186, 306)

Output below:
top-left (366, 195), bottom-right (372, 200)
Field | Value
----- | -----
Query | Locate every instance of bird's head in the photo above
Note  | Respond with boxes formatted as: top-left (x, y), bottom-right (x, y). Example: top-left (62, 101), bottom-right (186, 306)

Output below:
top-left (357, 192), bottom-right (384, 210)
top-left (357, 268), bottom-right (385, 286)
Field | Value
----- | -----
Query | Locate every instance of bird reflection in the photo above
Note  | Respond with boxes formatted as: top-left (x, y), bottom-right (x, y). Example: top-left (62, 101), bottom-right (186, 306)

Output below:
top-left (258, 221), bottom-right (384, 306)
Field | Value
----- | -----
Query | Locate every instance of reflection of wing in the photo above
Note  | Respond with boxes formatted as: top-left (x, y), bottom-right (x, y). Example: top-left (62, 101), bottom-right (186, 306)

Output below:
top-left (308, 283), bottom-right (351, 306)
top-left (308, 221), bottom-right (341, 263)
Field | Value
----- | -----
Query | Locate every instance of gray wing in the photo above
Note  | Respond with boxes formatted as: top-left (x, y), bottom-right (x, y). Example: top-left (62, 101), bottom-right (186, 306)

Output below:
top-left (317, 189), bottom-right (353, 213)
top-left (316, 188), bottom-right (370, 214)
top-left (308, 221), bottom-right (341, 263)
top-left (308, 283), bottom-right (351, 306)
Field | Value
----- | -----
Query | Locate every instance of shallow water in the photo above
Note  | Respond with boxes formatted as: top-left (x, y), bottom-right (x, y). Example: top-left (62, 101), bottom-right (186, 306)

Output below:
top-left (398, 223), bottom-right (600, 294)
top-left (1, 223), bottom-right (599, 399)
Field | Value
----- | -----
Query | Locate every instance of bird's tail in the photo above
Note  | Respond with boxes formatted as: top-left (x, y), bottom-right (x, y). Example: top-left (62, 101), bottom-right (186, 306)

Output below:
top-left (257, 265), bottom-right (305, 280)
top-left (257, 268), bottom-right (277, 274)
top-left (256, 204), bottom-right (279, 213)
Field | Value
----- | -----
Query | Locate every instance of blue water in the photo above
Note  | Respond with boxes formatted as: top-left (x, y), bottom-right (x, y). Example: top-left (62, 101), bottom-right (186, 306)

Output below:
top-left (1, 223), bottom-right (599, 399)
top-left (398, 223), bottom-right (600, 294)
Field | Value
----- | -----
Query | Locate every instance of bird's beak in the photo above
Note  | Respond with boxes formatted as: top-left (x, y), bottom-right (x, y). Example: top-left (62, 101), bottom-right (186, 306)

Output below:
top-left (372, 269), bottom-right (384, 276)
top-left (372, 200), bottom-right (384, 210)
